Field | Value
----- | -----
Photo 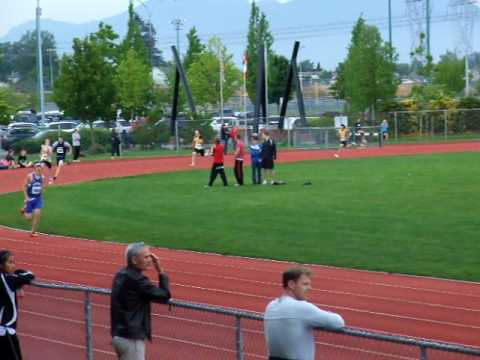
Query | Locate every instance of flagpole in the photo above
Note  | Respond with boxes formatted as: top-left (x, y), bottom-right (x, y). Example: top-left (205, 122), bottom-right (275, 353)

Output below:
top-left (243, 51), bottom-right (248, 145)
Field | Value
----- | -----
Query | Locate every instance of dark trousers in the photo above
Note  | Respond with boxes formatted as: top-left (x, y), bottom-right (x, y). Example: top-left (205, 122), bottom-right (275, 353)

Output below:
top-left (73, 146), bottom-right (81, 160)
top-left (0, 333), bottom-right (23, 360)
top-left (208, 163), bottom-right (228, 186)
top-left (111, 143), bottom-right (120, 156)
top-left (223, 138), bottom-right (229, 154)
top-left (234, 159), bottom-right (244, 185)
top-left (251, 161), bottom-right (262, 184)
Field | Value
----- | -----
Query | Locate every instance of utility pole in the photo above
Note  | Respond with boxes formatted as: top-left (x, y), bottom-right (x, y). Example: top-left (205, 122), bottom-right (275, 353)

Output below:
top-left (219, 48), bottom-right (225, 125)
top-left (170, 19), bottom-right (185, 58)
top-left (426, 0), bottom-right (431, 59)
top-left (36, 0), bottom-right (45, 123)
top-left (388, 0), bottom-right (393, 48)
top-left (264, 40), bottom-right (269, 122)
top-left (46, 48), bottom-right (55, 90)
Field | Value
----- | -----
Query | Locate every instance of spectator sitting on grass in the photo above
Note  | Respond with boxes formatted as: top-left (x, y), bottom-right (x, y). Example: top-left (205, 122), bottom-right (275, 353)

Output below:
top-left (17, 149), bottom-right (33, 168)
top-left (5, 149), bottom-right (18, 169)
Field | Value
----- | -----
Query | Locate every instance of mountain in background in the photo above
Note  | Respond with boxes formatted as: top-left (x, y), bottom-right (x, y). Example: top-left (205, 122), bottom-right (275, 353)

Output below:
top-left (0, 0), bottom-right (464, 70)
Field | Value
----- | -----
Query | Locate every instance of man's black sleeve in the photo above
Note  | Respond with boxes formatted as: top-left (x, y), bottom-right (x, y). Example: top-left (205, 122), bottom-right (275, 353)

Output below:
top-left (138, 274), bottom-right (171, 304)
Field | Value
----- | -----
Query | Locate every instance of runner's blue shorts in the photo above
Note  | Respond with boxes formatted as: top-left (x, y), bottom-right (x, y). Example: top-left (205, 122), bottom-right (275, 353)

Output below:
top-left (25, 197), bottom-right (43, 214)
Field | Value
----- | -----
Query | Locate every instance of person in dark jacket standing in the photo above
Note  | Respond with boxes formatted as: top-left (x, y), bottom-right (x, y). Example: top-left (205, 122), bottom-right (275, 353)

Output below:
top-left (261, 130), bottom-right (277, 185)
top-left (111, 242), bottom-right (171, 360)
top-left (0, 249), bottom-right (35, 360)
top-left (111, 129), bottom-right (121, 159)
top-left (220, 124), bottom-right (230, 154)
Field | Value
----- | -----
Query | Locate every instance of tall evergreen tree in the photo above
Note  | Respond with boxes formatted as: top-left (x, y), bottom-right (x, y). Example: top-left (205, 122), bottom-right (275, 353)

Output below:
top-left (115, 48), bottom-right (153, 119)
top-left (432, 52), bottom-right (465, 95)
top-left (0, 31), bottom-right (58, 92)
top-left (53, 26), bottom-right (118, 123)
top-left (339, 17), bottom-right (398, 118)
top-left (183, 27), bottom-right (206, 71)
top-left (133, 13), bottom-right (165, 67)
top-left (246, 1), bottom-right (274, 104)
top-left (120, 1), bottom-right (149, 64)
top-left (187, 37), bottom-right (241, 109)
top-left (268, 53), bottom-right (290, 106)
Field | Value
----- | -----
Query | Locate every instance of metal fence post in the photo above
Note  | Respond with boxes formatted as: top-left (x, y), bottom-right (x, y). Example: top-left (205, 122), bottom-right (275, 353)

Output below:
top-left (444, 110), bottom-right (448, 140)
top-left (175, 120), bottom-right (180, 152)
top-left (84, 290), bottom-right (94, 360)
top-left (394, 112), bottom-right (398, 142)
top-left (420, 345), bottom-right (428, 360)
top-left (235, 315), bottom-right (245, 360)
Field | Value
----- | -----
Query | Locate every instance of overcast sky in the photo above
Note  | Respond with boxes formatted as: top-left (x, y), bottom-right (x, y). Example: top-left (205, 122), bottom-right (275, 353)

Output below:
top-left (0, 0), bottom-right (134, 37)
top-left (0, 0), bottom-right (298, 37)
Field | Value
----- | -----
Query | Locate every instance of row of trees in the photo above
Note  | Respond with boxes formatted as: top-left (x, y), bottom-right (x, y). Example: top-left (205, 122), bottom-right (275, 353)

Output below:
top-left (331, 17), bottom-right (480, 120)
top-left (51, 0), bottom-right (293, 123)
top-left (1, 0), bottom-right (479, 126)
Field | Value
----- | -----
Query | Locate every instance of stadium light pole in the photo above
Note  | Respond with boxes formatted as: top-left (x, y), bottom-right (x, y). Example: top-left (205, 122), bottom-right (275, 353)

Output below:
top-left (219, 47), bottom-right (225, 125)
top-left (46, 48), bottom-right (55, 90)
top-left (426, 0), bottom-right (431, 59)
top-left (170, 19), bottom-right (186, 59)
top-left (388, 0), bottom-right (393, 49)
top-left (36, 0), bottom-right (46, 123)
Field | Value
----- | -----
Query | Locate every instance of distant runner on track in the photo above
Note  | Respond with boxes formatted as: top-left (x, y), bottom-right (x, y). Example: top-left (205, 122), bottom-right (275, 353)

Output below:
top-left (51, 137), bottom-right (71, 184)
top-left (20, 162), bottom-right (46, 237)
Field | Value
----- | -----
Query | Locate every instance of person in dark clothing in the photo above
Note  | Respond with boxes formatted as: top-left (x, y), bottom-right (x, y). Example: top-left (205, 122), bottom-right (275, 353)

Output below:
top-left (261, 131), bottom-right (277, 185)
top-left (17, 149), bottom-right (32, 168)
top-left (0, 250), bottom-right (35, 360)
top-left (207, 138), bottom-right (228, 187)
top-left (220, 124), bottom-right (230, 154)
top-left (111, 242), bottom-right (171, 360)
top-left (111, 129), bottom-right (121, 158)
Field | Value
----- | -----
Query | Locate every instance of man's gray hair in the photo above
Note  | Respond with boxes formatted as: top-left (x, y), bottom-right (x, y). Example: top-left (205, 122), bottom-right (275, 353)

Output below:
top-left (125, 242), bottom-right (147, 266)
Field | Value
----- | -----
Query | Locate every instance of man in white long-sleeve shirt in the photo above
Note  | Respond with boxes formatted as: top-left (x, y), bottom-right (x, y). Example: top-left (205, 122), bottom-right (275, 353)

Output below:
top-left (264, 267), bottom-right (345, 360)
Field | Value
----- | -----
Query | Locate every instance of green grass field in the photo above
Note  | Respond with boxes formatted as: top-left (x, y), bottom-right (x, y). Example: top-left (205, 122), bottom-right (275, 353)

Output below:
top-left (1, 152), bottom-right (479, 281)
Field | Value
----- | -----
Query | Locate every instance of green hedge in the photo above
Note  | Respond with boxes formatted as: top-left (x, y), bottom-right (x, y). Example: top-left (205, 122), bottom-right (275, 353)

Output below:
top-left (11, 128), bottom-right (112, 155)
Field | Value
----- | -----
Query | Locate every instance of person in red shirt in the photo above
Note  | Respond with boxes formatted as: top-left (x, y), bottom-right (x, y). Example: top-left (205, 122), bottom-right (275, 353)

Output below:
top-left (230, 125), bottom-right (239, 153)
top-left (207, 138), bottom-right (228, 187)
top-left (233, 134), bottom-right (245, 186)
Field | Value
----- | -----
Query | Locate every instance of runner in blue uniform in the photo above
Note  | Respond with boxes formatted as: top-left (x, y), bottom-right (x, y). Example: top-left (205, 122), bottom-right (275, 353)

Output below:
top-left (20, 163), bottom-right (45, 237)
top-left (51, 137), bottom-right (71, 184)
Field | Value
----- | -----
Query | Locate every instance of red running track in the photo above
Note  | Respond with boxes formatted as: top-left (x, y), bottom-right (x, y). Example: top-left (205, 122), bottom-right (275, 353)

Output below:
top-left (1, 142), bottom-right (480, 359)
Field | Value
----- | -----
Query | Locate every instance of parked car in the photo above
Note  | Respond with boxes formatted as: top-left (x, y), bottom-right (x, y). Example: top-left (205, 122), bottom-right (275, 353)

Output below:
top-left (46, 121), bottom-right (80, 133)
top-left (2, 126), bottom-right (38, 150)
top-left (211, 109), bottom-right (236, 118)
top-left (114, 119), bottom-right (132, 133)
top-left (210, 117), bottom-right (237, 132)
top-left (92, 120), bottom-right (110, 129)
top-left (13, 110), bottom-right (40, 125)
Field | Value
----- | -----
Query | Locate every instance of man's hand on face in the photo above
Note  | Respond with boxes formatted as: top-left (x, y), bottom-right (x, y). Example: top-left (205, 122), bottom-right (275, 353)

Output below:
top-left (150, 253), bottom-right (163, 274)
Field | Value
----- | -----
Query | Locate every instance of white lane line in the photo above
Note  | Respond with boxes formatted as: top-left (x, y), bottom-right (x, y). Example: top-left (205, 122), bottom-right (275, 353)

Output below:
top-left (4, 236), bottom-right (480, 300)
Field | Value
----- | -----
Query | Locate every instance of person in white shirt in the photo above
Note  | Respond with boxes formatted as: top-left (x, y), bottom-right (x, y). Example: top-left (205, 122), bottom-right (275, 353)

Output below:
top-left (72, 128), bottom-right (81, 162)
top-left (264, 267), bottom-right (345, 360)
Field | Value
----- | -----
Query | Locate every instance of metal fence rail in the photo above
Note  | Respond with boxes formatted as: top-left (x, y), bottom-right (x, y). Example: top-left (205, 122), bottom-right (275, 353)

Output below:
top-left (25, 281), bottom-right (480, 360)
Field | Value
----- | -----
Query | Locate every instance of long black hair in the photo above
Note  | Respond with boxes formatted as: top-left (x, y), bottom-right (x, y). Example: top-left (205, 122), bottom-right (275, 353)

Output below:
top-left (0, 249), bottom-right (12, 268)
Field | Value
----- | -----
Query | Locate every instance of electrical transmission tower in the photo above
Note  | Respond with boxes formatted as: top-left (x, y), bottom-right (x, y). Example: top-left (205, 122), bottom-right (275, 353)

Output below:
top-left (406, 0), bottom-right (432, 60)
top-left (449, 0), bottom-right (478, 95)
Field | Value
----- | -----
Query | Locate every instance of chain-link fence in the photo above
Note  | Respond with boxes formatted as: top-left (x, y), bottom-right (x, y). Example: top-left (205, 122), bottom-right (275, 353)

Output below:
top-left (17, 281), bottom-right (480, 360)
top-left (379, 108), bottom-right (480, 143)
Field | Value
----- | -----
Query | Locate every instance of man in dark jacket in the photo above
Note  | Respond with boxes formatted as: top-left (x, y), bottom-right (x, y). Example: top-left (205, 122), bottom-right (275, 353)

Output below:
top-left (111, 242), bottom-right (171, 360)
top-left (261, 130), bottom-right (277, 185)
